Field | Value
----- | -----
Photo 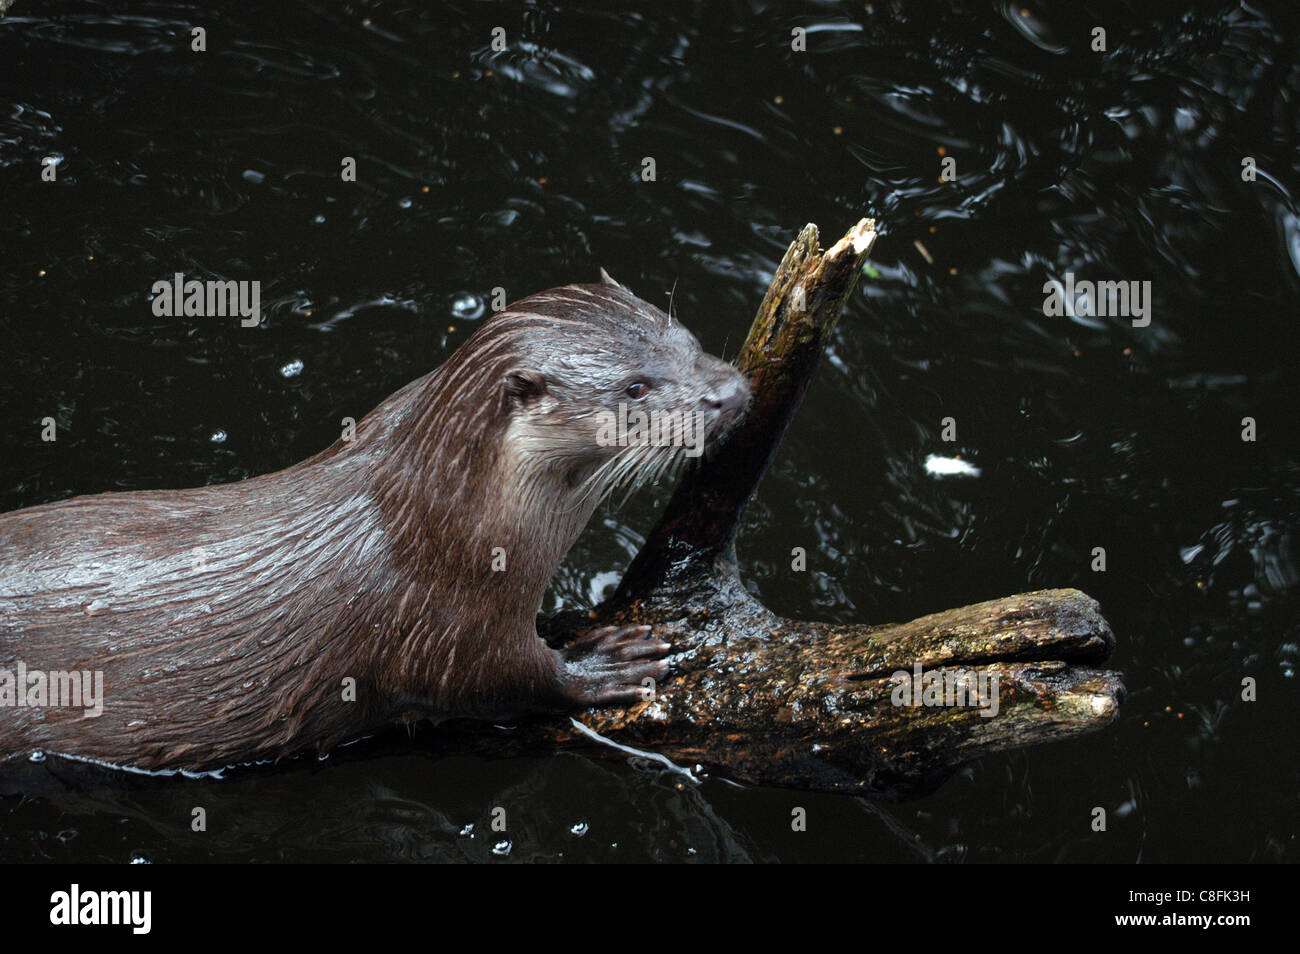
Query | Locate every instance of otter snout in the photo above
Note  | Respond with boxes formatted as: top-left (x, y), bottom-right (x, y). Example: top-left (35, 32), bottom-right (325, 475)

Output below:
top-left (700, 372), bottom-right (751, 416)
top-left (697, 360), bottom-right (751, 437)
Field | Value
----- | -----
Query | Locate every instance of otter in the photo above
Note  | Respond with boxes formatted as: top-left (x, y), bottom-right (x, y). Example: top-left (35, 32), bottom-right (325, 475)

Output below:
top-left (0, 276), bottom-right (750, 772)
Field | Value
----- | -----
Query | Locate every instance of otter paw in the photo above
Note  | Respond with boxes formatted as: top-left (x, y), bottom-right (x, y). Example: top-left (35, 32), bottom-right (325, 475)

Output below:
top-left (557, 624), bottom-right (671, 707)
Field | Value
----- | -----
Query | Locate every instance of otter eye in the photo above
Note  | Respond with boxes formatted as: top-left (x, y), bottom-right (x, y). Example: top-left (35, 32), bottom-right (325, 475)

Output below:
top-left (624, 381), bottom-right (650, 400)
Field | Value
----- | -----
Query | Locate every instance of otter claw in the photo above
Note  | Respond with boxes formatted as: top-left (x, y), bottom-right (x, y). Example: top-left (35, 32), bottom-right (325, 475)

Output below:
top-left (557, 624), bottom-right (671, 707)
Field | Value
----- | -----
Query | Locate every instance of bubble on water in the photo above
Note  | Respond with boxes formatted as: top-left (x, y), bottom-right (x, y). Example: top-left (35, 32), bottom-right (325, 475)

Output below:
top-left (210, 429), bottom-right (227, 443)
top-left (570, 822), bottom-right (589, 837)
top-left (451, 293), bottom-right (486, 321)
top-left (924, 454), bottom-right (981, 478)
top-left (313, 214), bottom-right (326, 224)
top-left (491, 839), bottom-right (513, 856)
top-left (280, 358), bottom-right (304, 378)
top-left (242, 169), bottom-right (265, 184)
top-left (398, 196), bottom-right (413, 209)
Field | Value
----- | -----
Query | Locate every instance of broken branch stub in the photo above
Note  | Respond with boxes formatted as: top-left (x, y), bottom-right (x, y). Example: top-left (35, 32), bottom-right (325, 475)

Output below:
top-left (615, 220), bottom-right (878, 596)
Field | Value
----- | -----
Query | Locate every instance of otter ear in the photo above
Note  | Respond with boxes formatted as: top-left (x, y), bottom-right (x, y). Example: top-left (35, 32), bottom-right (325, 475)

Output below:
top-left (504, 368), bottom-right (546, 406)
top-left (599, 267), bottom-right (630, 292)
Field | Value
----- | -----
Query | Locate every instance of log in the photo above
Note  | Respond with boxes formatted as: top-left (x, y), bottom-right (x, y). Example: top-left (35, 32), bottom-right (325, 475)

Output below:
top-left (442, 218), bottom-right (1124, 798)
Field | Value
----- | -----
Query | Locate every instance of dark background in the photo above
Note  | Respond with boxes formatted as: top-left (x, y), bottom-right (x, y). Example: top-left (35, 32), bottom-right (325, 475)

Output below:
top-left (0, 0), bottom-right (1296, 862)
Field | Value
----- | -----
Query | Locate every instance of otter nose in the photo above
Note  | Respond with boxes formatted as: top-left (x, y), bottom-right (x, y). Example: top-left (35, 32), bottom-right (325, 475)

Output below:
top-left (700, 373), bottom-right (751, 415)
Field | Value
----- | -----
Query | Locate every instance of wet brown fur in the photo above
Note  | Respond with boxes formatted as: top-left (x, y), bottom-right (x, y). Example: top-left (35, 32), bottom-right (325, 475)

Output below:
top-left (0, 282), bottom-right (749, 771)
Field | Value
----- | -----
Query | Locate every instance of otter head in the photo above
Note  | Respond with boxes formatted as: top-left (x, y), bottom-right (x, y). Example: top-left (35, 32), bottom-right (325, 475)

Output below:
top-left (482, 274), bottom-right (750, 507)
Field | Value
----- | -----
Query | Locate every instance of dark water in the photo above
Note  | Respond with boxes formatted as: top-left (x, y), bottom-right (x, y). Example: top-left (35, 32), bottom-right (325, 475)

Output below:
top-left (1, 0), bottom-right (1296, 863)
